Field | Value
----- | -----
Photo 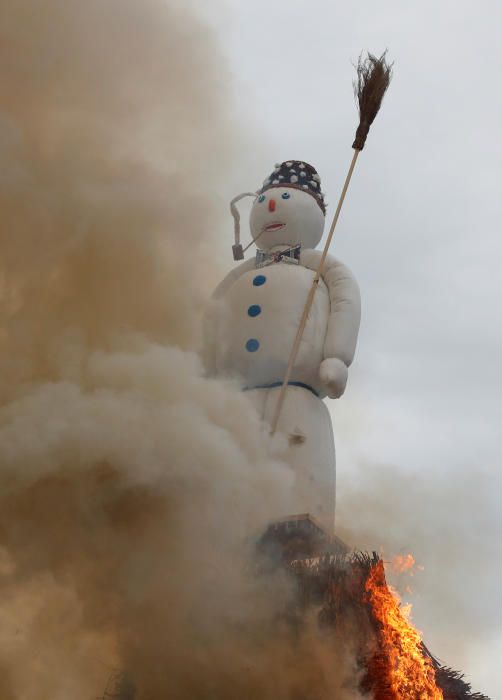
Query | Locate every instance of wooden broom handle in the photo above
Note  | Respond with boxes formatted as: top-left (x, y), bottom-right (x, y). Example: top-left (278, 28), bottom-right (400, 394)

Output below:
top-left (269, 148), bottom-right (360, 435)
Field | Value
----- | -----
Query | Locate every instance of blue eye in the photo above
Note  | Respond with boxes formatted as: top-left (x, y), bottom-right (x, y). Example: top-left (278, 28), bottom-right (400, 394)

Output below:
top-left (258, 194), bottom-right (266, 203)
top-left (281, 192), bottom-right (291, 200)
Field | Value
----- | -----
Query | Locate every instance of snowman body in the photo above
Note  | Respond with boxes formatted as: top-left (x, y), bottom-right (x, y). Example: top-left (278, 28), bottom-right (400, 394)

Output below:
top-left (205, 167), bottom-right (360, 532)
top-left (211, 256), bottom-right (329, 394)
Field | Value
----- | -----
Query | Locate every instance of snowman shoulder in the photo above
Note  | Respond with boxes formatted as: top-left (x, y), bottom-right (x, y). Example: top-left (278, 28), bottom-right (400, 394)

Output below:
top-left (211, 258), bottom-right (257, 300)
top-left (301, 249), bottom-right (361, 342)
top-left (300, 249), bottom-right (358, 286)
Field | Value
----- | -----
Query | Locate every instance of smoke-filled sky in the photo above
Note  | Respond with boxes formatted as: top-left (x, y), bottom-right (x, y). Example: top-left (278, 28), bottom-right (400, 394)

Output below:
top-left (214, 1), bottom-right (502, 696)
top-left (0, 1), bottom-right (347, 698)
top-left (0, 0), bottom-right (500, 698)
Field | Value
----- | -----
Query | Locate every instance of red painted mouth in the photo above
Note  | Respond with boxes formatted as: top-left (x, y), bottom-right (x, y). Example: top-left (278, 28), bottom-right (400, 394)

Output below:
top-left (263, 222), bottom-right (285, 232)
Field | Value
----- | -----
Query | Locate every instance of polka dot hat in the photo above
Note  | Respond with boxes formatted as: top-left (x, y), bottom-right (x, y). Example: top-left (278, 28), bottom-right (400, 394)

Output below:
top-left (258, 160), bottom-right (326, 214)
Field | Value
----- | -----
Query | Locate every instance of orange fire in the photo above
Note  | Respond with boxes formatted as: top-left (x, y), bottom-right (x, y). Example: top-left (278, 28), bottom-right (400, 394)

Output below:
top-left (364, 560), bottom-right (444, 699)
top-left (391, 553), bottom-right (416, 574)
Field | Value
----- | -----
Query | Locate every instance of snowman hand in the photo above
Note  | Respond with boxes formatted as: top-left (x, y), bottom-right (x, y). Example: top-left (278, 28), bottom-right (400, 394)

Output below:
top-left (319, 358), bottom-right (348, 399)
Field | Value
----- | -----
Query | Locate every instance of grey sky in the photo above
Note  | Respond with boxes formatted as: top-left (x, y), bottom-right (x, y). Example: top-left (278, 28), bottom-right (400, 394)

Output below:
top-left (208, 1), bottom-right (502, 695)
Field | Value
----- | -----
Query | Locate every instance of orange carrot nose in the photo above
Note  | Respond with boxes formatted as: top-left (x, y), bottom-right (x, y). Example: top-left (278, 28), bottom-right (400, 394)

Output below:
top-left (268, 198), bottom-right (276, 212)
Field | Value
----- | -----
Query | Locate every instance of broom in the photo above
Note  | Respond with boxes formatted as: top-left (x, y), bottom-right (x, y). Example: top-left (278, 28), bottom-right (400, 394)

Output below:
top-left (270, 51), bottom-right (393, 435)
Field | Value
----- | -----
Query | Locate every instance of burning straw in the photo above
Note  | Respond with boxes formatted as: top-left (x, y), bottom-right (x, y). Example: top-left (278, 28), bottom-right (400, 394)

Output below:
top-left (291, 552), bottom-right (490, 700)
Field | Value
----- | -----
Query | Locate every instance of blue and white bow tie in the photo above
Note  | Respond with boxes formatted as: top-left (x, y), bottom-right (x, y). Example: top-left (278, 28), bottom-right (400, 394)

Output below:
top-left (255, 244), bottom-right (301, 269)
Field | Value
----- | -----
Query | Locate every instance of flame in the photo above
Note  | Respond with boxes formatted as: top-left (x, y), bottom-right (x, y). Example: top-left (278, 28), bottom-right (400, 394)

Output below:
top-left (364, 560), bottom-right (444, 699)
top-left (391, 553), bottom-right (416, 574)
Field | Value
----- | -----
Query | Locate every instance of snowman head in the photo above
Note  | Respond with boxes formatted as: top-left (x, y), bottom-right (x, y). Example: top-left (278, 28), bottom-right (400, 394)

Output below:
top-left (249, 161), bottom-right (326, 252)
top-left (249, 186), bottom-right (325, 251)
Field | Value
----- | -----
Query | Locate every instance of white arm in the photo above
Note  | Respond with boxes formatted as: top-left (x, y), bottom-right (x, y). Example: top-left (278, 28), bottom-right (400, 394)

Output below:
top-left (301, 249), bottom-right (361, 397)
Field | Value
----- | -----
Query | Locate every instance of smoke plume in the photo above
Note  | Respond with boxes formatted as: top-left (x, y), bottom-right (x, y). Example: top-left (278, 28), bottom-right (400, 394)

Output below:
top-left (0, 1), bottom-right (364, 698)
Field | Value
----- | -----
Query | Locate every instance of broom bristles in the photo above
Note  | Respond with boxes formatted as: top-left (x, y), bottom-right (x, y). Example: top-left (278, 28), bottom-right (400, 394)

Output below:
top-left (352, 51), bottom-right (393, 151)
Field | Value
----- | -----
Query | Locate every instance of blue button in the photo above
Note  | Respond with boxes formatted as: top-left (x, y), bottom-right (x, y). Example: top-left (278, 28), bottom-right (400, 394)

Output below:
top-left (253, 274), bottom-right (266, 286)
top-left (248, 304), bottom-right (261, 317)
top-left (245, 338), bottom-right (260, 352)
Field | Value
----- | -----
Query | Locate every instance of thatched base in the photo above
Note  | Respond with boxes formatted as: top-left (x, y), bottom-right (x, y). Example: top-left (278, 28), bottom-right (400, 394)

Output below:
top-left (287, 551), bottom-right (490, 700)
top-left (100, 517), bottom-right (490, 700)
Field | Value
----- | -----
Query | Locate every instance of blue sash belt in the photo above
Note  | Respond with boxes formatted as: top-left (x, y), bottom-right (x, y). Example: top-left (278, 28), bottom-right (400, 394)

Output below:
top-left (243, 381), bottom-right (319, 398)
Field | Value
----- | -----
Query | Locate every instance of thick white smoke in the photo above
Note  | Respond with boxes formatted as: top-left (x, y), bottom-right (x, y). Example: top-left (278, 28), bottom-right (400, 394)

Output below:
top-left (0, 1), bottom-right (364, 698)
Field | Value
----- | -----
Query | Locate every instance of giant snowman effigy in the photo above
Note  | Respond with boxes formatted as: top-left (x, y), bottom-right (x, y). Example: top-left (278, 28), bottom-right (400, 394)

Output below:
top-left (204, 160), bottom-right (360, 532)
top-left (204, 51), bottom-right (394, 533)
